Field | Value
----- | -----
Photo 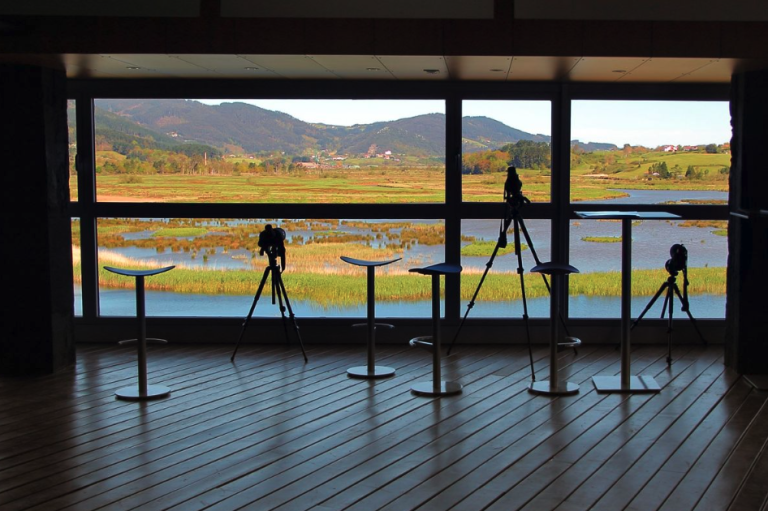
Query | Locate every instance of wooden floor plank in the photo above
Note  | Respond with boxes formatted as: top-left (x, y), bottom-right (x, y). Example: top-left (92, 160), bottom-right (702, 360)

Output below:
top-left (692, 397), bottom-right (768, 511)
top-left (0, 343), bottom-right (766, 511)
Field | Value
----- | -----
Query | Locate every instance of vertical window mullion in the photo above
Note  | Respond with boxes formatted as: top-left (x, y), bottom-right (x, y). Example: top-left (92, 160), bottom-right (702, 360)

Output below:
top-left (76, 95), bottom-right (100, 319)
top-left (445, 96), bottom-right (462, 319)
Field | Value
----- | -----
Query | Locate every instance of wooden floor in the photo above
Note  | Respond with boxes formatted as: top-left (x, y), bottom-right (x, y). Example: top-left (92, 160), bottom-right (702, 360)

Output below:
top-left (1, 342), bottom-right (767, 511)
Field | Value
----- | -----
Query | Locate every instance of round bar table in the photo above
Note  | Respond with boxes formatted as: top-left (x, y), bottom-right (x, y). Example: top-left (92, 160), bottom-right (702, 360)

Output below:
top-left (104, 265), bottom-right (175, 400)
top-left (340, 256), bottom-right (401, 378)
top-left (574, 210), bottom-right (679, 393)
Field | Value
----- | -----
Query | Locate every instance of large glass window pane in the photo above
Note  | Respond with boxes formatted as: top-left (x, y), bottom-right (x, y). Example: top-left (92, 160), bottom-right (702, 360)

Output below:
top-left (96, 218), bottom-right (444, 317)
top-left (570, 101), bottom-right (730, 204)
top-left (462, 100), bottom-right (552, 203)
top-left (92, 99), bottom-right (445, 203)
top-left (460, 218), bottom-right (551, 318)
top-left (72, 218), bottom-right (83, 316)
top-left (568, 219), bottom-right (727, 318)
top-left (67, 100), bottom-right (77, 202)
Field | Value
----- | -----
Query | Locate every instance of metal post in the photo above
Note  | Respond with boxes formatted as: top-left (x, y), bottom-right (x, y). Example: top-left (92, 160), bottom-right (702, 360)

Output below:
top-left (136, 275), bottom-right (147, 396)
top-left (367, 266), bottom-right (375, 373)
top-left (621, 218), bottom-right (632, 387)
top-left (432, 274), bottom-right (441, 392)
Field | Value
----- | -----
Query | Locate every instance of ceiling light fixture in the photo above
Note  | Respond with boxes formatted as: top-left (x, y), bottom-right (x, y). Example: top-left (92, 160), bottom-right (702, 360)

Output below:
top-left (244, 67), bottom-right (259, 71)
top-left (366, 67), bottom-right (381, 71)
top-left (423, 69), bottom-right (440, 74)
top-left (126, 66), bottom-right (141, 70)
top-left (612, 69), bottom-right (627, 73)
top-left (490, 68), bottom-right (505, 72)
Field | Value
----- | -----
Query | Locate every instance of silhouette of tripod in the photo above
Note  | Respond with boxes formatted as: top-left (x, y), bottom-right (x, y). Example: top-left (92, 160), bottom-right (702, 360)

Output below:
top-left (231, 245), bottom-right (308, 363)
top-left (631, 265), bottom-right (706, 366)
top-left (448, 167), bottom-right (579, 382)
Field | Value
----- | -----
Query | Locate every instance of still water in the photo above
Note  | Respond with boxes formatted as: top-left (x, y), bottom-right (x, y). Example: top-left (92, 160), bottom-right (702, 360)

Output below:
top-left (86, 189), bottom-right (727, 319)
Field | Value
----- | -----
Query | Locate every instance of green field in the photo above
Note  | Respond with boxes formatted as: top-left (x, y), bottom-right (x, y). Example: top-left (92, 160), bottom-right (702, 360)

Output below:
top-left (70, 155), bottom-right (728, 204)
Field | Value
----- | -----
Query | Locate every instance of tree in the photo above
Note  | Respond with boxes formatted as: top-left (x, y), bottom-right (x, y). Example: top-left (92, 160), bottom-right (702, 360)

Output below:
top-left (705, 143), bottom-right (718, 154)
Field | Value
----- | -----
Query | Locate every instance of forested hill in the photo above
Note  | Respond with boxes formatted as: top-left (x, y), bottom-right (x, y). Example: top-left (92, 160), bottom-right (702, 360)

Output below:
top-left (92, 99), bottom-right (559, 157)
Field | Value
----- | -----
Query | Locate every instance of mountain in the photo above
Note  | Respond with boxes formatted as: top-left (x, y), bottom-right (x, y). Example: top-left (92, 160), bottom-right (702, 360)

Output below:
top-left (571, 140), bottom-right (619, 152)
top-left (462, 116), bottom-right (550, 152)
top-left (93, 99), bottom-right (601, 157)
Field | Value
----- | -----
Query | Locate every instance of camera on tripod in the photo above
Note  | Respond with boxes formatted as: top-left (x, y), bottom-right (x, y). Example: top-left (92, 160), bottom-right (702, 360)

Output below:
top-left (504, 166), bottom-right (530, 211)
top-left (665, 243), bottom-right (687, 276)
top-left (258, 224), bottom-right (287, 270)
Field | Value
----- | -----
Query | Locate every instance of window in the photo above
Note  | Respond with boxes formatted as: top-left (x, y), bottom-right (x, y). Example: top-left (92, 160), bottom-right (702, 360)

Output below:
top-left (460, 218), bottom-right (551, 318)
top-left (92, 99), bottom-right (446, 204)
top-left (462, 100), bottom-right (552, 203)
top-left (569, 100), bottom-right (729, 318)
top-left (96, 217), bottom-right (444, 317)
top-left (69, 83), bottom-right (728, 336)
top-left (67, 100), bottom-right (78, 202)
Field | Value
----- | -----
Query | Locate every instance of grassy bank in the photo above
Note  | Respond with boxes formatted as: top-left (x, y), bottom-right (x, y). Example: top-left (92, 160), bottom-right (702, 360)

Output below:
top-left (80, 252), bottom-right (726, 306)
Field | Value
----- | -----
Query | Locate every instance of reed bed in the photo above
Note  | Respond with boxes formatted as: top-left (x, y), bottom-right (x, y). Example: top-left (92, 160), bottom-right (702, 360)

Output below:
top-left (82, 248), bottom-right (726, 306)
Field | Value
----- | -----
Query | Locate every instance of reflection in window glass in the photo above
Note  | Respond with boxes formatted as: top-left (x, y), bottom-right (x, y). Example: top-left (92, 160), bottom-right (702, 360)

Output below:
top-left (92, 99), bottom-right (446, 203)
top-left (67, 100), bottom-right (77, 202)
top-left (72, 218), bottom-right (82, 316)
top-left (570, 101), bottom-right (730, 204)
top-left (462, 100), bottom-right (552, 203)
top-left (460, 218), bottom-right (551, 318)
top-left (96, 218), bottom-right (444, 317)
top-left (568, 219), bottom-right (726, 318)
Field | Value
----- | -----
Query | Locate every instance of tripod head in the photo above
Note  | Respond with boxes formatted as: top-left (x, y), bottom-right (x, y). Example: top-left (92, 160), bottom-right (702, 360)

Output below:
top-left (258, 224), bottom-right (287, 271)
top-left (665, 243), bottom-right (690, 310)
top-left (504, 166), bottom-right (531, 215)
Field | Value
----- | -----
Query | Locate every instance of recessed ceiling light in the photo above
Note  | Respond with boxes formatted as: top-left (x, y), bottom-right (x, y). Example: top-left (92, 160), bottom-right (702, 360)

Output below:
top-left (490, 69), bottom-right (505, 72)
top-left (612, 69), bottom-right (627, 73)
top-left (423, 69), bottom-right (440, 74)
top-left (366, 67), bottom-right (381, 71)
top-left (244, 67), bottom-right (259, 71)
top-left (126, 66), bottom-right (141, 70)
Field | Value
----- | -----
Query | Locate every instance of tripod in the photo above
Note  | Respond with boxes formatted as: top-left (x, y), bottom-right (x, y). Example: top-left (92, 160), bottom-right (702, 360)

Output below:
top-left (631, 267), bottom-right (706, 366)
top-left (231, 247), bottom-right (308, 363)
top-left (447, 168), bottom-right (578, 381)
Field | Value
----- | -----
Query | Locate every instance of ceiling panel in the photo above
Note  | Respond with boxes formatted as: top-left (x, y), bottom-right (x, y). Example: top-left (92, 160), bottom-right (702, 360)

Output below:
top-left (616, 58), bottom-right (715, 82)
top-left (377, 55), bottom-right (448, 79)
top-left (169, 54), bottom-right (276, 77)
top-left (237, 55), bottom-right (332, 78)
top-left (309, 55), bottom-right (396, 79)
top-left (445, 56), bottom-right (512, 80)
top-left (567, 57), bottom-right (649, 82)
top-left (63, 54), bottom-right (165, 78)
top-left (57, 53), bottom-right (741, 82)
top-left (507, 56), bottom-right (580, 81)
top-left (672, 58), bottom-right (738, 82)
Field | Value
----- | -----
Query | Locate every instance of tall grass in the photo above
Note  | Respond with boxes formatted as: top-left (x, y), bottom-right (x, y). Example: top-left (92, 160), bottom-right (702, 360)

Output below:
top-left (82, 247), bottom-right (726, 307)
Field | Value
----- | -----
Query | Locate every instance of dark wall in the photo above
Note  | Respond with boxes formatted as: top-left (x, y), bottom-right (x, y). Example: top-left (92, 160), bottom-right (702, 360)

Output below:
top-left (725, 68), bottom-right (768, 374)
top-left (0, 64), bottom-right (75, 375)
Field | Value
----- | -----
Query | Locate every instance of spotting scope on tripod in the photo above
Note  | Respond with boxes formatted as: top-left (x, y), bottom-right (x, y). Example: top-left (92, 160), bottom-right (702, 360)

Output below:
top-left (231, 224), bottom-right (308, 362)
top-left (448, 167), bottom-right (580, 381)
top-left (631, 243), bottom-right (706, 365)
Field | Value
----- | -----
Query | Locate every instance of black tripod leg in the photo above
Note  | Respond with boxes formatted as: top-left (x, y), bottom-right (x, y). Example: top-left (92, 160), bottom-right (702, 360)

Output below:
top-left (514, 218), bottom-right (536, 382)
top-left (448, 243), bottom-right (502, 355)
top-left (231, 266), bottom-right (272, 362)
top-left (672, 284), bottom-right (708, 346)
top-left (666, 286), bottom-right (674, 365)
top-left (631, 282), bottom-right (668, 330)
top-left (274, 278), bottom-right (292, 349)
top-left (276, 273), bottom-right (308, 362)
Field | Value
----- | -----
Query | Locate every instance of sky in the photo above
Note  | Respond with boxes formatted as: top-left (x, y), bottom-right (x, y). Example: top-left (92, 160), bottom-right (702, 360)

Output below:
top-left (196, 98), bottom-right (731, 147)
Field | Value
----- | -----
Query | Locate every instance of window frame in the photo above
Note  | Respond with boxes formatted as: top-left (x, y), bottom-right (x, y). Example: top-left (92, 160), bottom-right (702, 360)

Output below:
top-left (68, 79), bottom-right (729, 340)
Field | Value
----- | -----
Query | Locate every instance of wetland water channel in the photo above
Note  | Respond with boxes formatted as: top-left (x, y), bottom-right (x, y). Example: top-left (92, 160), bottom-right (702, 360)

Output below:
top-left (82, 189), bottom-right (728, 320)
